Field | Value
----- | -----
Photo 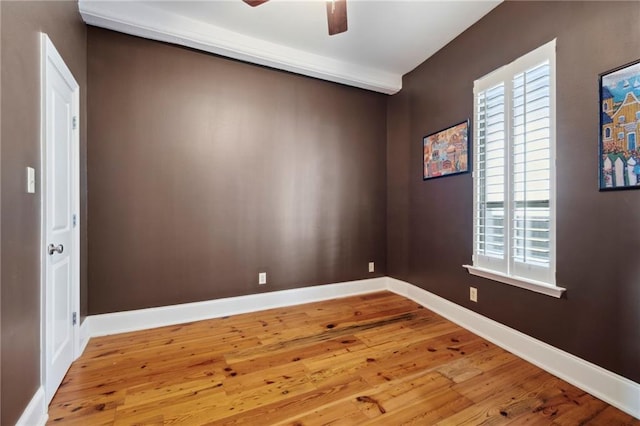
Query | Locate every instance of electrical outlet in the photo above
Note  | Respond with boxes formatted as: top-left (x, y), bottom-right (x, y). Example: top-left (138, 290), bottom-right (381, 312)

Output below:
top-left (470, 287), bottom-right (478, 302)
top-left (258, 272), bottom-right (267, 285)
top-left (368, 262), bottom-right (375, 273)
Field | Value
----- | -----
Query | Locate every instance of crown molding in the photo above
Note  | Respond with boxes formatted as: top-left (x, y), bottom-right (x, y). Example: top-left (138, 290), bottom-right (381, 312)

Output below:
top-left (79, 1), bottom-right (401, 94)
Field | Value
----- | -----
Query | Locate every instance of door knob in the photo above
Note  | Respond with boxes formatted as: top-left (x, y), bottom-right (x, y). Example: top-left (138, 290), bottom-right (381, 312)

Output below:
top-left (48, 244), bottom-right (64, 255)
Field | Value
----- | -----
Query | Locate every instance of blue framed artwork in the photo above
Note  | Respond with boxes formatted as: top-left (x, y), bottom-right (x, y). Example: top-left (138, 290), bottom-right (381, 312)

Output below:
top-left (599, 59), bottom-right (640, 190)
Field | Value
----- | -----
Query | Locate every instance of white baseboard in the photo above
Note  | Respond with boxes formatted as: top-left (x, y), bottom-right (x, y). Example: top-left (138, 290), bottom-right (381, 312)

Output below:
top-left (386, 277), bottom-right (640, 419)
top-left (16, 386), bottom-right (47, 426)
top-left (87, 277), bottom-right (387, 337)
top-left (78, 316), bottom-right (91, 356)
top-left (76, 275), bottom-right (638, 419)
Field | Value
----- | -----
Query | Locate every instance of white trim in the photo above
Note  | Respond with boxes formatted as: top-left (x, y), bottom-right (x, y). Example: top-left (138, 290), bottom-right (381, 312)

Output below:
top-left (71, 78), bottom-right (81, 360)
top-left (463, 264), bottom-right (565, 298)
top-left (16, 387), bottom-right (48, 426)
top-left (88, 278), bottom-right (387, 337)
top-left (78, 1), bottom-right (401, 95)
top-left (548, 39), bottom-right (558, 285)
top-left (75, 276), bottom-right (638, 419)
top-left (386, 277), bottom-right (639, 419)
top-left (79, 317), bottom-right (91, 355)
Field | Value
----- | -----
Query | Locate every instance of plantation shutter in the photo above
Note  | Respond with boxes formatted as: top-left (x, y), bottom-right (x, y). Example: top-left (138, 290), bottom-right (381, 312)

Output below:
top-left (511, 60), bottom-right (554, 283)
top-left (472, 40), bottom-right (555, 286)
top-left (474, 82), bottom-right (507, 274)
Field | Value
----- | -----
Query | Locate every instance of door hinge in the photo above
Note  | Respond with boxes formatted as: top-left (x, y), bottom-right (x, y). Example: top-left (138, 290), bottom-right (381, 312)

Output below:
top-left (72, 213), bottom-right (77, 228)
top-left (72, 116), bottom-right (77, 130)
top-left (72, 312), bottom-right (77, 326)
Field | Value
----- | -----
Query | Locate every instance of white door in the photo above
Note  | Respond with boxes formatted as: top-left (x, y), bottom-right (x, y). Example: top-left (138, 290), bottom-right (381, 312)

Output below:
top-left (41, 34), bottom-right (80, 404)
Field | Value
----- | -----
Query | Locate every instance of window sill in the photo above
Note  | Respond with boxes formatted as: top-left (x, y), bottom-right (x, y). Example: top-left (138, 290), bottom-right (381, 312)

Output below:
top-left (462, 265), bottom-right (566, 298)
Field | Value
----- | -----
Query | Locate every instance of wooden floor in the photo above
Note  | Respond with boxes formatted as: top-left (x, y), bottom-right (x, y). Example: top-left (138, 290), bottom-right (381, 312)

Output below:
top-left (48, 292), bottom-right (638, 425)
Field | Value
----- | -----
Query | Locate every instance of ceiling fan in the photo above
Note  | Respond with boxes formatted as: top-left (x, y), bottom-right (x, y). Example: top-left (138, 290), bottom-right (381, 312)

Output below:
top-left (242, 0), bottom-right (348, 36)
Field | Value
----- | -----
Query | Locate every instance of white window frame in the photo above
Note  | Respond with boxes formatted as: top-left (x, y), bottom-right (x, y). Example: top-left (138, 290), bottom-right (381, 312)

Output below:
top-left (464, 40), bottom-right (565, 298)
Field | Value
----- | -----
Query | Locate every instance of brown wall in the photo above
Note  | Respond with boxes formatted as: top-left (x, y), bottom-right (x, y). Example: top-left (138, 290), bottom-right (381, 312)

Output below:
top-left (0, 1), bottom-right (87, 424)
top-left (87, 28), bottom-right (387, 315)
top-left (387, 0), bottom-right (640, 383)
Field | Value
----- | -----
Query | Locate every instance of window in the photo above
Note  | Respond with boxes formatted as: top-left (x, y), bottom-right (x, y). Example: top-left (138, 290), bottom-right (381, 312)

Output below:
top-left (636, 111), bottom-right (640, 120)
top-left (619, 115), bottom-right (626, 123)
top-left (605, 127), bottom-right (611, 139)
top-left (464, 40), bottom-right (565, 298)
top-left (618, 132), bottom-right (625, 140)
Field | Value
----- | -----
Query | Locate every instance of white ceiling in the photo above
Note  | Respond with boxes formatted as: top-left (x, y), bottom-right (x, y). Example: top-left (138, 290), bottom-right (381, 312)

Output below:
top-left (79, 0), bottom-right (502, 94)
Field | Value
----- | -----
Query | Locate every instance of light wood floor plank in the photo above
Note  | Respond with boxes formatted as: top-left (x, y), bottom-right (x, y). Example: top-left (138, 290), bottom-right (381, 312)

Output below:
top-left (48, 292), bottom-right (638, 425)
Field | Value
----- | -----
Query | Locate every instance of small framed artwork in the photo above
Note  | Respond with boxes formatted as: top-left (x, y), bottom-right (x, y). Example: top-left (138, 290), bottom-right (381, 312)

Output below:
top-left (423, 120), bottom-right (470, 180)
top-left (599, 59), bottom-right (640, 191)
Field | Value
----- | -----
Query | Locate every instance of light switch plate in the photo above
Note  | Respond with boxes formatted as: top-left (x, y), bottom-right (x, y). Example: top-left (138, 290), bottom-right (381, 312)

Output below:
top-left (26, 167), bottom-right (36, 193)
top-left (258, 272), bottom-right (267, 285)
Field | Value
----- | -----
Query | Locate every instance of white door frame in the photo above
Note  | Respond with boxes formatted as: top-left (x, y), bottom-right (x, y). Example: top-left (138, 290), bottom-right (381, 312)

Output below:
top-left (40, 33), bottom-right (81, 405)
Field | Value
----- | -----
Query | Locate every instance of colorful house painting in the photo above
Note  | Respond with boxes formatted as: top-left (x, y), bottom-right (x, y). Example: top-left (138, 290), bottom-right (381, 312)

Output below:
top-left (600, 61), bottom-right (640, 189)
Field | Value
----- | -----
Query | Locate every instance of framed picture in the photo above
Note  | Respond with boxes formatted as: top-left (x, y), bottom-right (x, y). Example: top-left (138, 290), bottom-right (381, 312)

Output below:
top-left (599, 59), bottom-right (640, 190)
top-left (423, 120), bottom-right (470, 180)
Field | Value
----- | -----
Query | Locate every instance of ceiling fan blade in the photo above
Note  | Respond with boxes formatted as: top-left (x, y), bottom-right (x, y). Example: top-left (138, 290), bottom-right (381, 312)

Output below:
top-left (242, 0), bottom-right (269, 7)
top-left (326, 0), bottom-right (348, 36)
